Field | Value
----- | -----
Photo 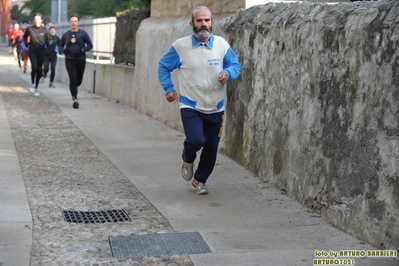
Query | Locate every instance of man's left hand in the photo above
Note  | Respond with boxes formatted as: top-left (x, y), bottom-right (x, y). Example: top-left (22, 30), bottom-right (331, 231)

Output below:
top-left (218, 72), bottom-right (228, 84)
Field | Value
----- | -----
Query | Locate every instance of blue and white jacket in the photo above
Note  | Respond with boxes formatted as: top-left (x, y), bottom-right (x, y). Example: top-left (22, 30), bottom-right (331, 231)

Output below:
top-left (158, 35), bottom-right (241, 112)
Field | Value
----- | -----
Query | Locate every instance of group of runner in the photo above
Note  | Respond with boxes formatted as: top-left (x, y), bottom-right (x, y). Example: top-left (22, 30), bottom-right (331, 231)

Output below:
top-left (8, 13), bottom-right (92, 109)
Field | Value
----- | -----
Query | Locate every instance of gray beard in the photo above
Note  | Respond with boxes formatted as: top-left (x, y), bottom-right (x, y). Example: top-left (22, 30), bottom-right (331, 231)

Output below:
top-left (194, 31), bottom-right (211, 41)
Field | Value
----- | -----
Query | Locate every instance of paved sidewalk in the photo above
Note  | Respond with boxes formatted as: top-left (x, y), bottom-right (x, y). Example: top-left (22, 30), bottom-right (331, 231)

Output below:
top-left (0, 43), bottom-right (398, 265)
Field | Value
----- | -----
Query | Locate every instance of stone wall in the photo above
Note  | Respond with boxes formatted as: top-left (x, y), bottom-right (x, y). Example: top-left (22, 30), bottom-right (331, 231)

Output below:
top-left (114, 11), bottom-right (150, 65)
top-left (217, 0), bottom-right (399, 249)
top-left (150, 0), bottom-right (245, 17)
top-left (58, 0), bottom-right (398, 250)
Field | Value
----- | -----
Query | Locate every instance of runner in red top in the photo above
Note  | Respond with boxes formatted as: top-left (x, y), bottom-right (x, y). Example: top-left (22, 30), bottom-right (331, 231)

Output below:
top-left (7, 24), bottom-right (15, 54)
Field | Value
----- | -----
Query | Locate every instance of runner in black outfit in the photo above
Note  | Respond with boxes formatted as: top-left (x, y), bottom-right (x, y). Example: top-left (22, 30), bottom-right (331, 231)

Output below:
top-left (42, 26), bottom-right (60, 88)
top-left (59, 14), bottom-right (93, 109)
top-left (23, 13), bottom-right (50, 96)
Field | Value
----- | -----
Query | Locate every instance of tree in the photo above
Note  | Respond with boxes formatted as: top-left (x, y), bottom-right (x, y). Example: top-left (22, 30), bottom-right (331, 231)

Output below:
top-left (10, 5), bottom-right (31, 23)
top-left (91, 0), bottom-right (150, 18)
top-left (18, 0), bottom-right (150, 21)
top-left (23, 0), bottom-right (51, 17)
top-left (68, 0), bottom-right (95, 19)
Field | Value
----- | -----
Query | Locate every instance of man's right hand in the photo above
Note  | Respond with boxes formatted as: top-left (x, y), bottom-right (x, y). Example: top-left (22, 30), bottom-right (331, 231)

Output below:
top-left (166, 91), bottom-right (178, 102)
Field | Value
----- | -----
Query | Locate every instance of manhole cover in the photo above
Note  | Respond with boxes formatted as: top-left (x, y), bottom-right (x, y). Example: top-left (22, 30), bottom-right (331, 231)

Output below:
top-left (63, 209), bottom-right (131, 224)
top-left (109, 232), bottom-right (211, 258)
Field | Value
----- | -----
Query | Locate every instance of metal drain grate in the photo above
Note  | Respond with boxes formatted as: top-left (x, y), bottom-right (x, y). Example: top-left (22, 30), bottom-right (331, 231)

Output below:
top-left (109, 232), bottom-right (212, 258)
top-left (63, 209), bottom-right (131, 224)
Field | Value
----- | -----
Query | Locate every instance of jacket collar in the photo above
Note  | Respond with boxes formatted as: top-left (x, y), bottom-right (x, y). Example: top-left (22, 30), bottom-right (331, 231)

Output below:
top-left (191, 35), bottom-right (214, 49)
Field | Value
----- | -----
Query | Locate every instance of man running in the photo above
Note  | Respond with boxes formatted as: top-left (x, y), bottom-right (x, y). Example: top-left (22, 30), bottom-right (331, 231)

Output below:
top-left (158, 6), bottom-right (241, 195)
top-left (59, 14), bottom-right (93, 109)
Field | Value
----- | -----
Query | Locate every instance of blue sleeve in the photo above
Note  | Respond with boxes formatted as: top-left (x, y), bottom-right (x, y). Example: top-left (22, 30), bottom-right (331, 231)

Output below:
top-left (158, 46), bottom-right (181, 94)
top-left (223, 47), bottom-right (241, 81)
top-left (55, 35), bottom-right (60, 53)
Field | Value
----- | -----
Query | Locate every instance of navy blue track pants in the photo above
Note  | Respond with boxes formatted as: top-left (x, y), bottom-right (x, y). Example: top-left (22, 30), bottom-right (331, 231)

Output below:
top-left (180, 108), bottom-right (224, 184)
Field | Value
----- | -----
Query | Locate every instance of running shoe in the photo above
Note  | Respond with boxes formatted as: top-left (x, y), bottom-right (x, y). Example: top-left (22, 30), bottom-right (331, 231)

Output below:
top-left (73, 99), bottom-right (79, 109)
top-left (181, 161), bottom-right (194, 181)
top-left (191, 178), bottom-right (209, 195)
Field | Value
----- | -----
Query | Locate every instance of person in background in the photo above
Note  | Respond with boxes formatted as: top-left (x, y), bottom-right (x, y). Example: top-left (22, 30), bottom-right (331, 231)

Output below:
top-left (14, 27), bottom-right (22, 68)
top-left (20, 30), bottom-right (30, 73)
top-left (23, 13), bottom-right (50, 96)
top-left (42, 26), bottom-right (60, 88)
top-left (59, 14), bottom-right (93, 109)
top-left (12, 23), bottom-right (20, 60)
top-left (158, 6), bottom-right (241, 195)
top-left (7, 23), bottom-right (15, 54)
top-left (14, 29), bottom-right (27, 71)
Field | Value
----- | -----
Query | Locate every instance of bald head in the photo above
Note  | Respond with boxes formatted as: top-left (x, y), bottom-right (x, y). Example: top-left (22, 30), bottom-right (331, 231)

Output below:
top-left (191, 6), bottom-right (212, 23)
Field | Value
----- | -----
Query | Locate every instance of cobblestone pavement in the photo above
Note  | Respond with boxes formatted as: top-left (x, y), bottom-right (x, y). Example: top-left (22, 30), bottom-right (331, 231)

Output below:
top-left (0, 49), bottom-right (192, 265)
